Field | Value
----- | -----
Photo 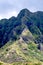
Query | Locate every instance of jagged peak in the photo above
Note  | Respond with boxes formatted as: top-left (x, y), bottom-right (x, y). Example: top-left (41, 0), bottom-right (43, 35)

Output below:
top-left (20, 8), bottom-right (30, 12)
top-left (17, 8), bottom-right (32, 18)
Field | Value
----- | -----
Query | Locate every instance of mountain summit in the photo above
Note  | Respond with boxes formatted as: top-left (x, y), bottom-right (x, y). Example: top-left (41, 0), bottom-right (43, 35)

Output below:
top-left (0, 8), bottom-right (43, 64)
top-left (0, 8), bottom-right (43, 47)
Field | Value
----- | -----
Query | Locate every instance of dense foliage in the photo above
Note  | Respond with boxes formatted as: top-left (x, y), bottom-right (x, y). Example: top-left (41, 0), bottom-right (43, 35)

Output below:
top-left (0, 9), bottom-right (43, 47)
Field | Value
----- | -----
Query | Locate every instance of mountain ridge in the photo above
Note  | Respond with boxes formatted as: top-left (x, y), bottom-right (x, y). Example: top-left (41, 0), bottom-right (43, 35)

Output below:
top-left (0, 27), bottom-right (43, 63)
top-left (0, 8), bottom-right (43, 47)
top-left (0, 8), bottom-right (43, 64)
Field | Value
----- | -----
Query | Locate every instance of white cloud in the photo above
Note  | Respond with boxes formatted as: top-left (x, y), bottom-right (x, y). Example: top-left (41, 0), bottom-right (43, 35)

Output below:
top-left (0, 11), bottom-right (18, 19)
top-left (7, 11), bottom-right (18, 17)
top-left (0, 0), bottom-right (43, 19)
top-left (0, 16), bottom-right (3, 19)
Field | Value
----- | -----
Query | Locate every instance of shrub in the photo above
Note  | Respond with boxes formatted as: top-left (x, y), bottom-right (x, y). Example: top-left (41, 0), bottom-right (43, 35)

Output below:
top-left (0, 62), bottom-right (3, 65)
top-left (34, 62), bottom-right (41, 65)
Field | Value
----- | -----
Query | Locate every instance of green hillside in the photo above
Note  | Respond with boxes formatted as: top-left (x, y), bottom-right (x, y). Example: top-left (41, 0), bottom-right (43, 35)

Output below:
top-left (0, 28), bottom-right (43, 64)
top-left (0, 9), bottom-right (43, 47)
top-left (0, 40), bottom-right (43, 65)
top-left (0, 9), bottom-right (43, 65)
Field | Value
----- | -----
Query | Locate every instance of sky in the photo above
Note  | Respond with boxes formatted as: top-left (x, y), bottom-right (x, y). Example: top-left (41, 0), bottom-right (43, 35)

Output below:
top-left (0, 0), bottom-right (43, 19)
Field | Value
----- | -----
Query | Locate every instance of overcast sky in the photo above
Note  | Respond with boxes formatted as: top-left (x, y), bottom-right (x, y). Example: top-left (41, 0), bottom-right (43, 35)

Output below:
top-left (0, 0), bottom-right (43, 19)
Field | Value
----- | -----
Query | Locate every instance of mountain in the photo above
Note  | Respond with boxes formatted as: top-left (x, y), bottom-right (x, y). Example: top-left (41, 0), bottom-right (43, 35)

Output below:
top-left (0, 8), bottom-right (43, 64)
top-left (0, 28), bottom-right (43, 63)
top-left (0, 8), bottom-right (43, 47)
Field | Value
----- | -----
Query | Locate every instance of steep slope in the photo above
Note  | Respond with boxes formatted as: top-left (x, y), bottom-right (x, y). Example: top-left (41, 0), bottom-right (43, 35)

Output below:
top-left (0, 8), bottom-right (43, 48)
top-left (21, 27), bottom-right (34, 43)
top-left (17, 9), bottom-right (42, 44)
top-left (0, 28), bottom-right (43, 63)
top-left (0, 17), bottom-right (17, 47)
top-left (31, 11), bottom-right (43, 34)
top-left (0, 8), bottom-right (43, 65)
top-left (17, 9), bottom-right (41, 36)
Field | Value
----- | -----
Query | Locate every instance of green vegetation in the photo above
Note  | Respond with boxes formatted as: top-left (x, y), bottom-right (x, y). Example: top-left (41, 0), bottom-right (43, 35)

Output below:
top-left (0, 61), bottom-right (42, 65)
top-left (0, 40), bottom-right (43, 63)
top-left (0, 8), bottom-right (43, 65)
top-left (0, 8), bottom-right (43, 47)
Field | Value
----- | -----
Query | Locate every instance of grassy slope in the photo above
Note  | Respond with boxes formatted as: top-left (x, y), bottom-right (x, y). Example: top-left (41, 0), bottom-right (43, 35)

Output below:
top-left (0, 61), bottom-right (42, 65)
top-left (0, 39), bottom-right (43, 63)
top-left (0, 41), bottom-right (43, 65)
top-left (0, 28), bottom-right (43, 65)
top-left (1, 61), bottom-right (43, 65)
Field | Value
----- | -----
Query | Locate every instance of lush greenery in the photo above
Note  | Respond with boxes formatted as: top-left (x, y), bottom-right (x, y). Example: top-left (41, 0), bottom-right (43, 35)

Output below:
top-left (0, 9), bottom-right (43, 47)
top-left (0, 61), bottom-right (42, 65)
top-left (0, 8), bottom-right (43, 64)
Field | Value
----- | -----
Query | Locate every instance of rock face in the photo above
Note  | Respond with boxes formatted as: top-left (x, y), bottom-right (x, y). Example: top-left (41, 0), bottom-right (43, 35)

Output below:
top-left (0, 8), bottom-right (43, 48)
top-left (21, 27), bottom-right (34, 43)
top-left (40, 44), bottom-right (43, 51)
top-left (38, 43), bottom-right (43, 51)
